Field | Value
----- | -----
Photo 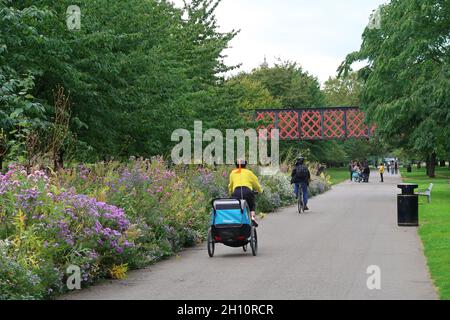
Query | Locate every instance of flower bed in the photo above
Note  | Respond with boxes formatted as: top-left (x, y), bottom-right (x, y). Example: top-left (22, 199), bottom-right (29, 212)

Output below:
top-left (0, 158), bottom-right (331, 299)
top-left (0, 165), bottom-right (133, 299)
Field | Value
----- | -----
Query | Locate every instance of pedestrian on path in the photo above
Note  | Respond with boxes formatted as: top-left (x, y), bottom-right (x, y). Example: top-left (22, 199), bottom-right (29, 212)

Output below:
top-left (394, 161), bottom-right (399, 175)
top-left (348, 161), bottom-right (353, 182)
top-left (362, 164), bottom-right (370, 183)
top-left (379, 163), bottom-right (385, 182)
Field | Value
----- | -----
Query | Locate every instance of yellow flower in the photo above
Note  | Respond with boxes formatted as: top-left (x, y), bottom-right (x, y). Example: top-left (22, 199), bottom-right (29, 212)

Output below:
top-left (15, 210), bottom-right (26, 232)
top-left (95, 186), bottom-right (109, 202)
top-left (109, 264), bottom-right (128, 280)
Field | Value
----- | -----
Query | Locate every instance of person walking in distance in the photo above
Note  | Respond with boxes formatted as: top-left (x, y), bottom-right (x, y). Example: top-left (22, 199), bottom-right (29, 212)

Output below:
top-left (379, 163), bottom-right (385, 182)
top-left (348, 161), bottom-right (353, 182)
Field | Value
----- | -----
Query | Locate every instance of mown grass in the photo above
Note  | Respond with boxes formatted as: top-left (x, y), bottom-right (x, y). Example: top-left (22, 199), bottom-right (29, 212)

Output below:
top-left (325, 168), bottom-right (350, 185)
top-left (401, 166), bottom-right (450, 300)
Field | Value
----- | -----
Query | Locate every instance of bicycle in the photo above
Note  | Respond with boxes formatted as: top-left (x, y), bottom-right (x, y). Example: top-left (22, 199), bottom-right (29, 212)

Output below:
top-left (297, 184), bottom-right (305, 214)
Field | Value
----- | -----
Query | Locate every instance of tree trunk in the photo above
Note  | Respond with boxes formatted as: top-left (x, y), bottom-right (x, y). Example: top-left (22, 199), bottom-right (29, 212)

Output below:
top-left (440, 160), bottom-right (446, 167)
top-left (428, 153), bottom-right (436, 178)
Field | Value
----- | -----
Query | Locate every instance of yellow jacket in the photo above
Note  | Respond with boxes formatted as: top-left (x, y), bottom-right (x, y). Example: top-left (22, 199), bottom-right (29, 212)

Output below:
top-left (228, 168), bottom-right (263, 195)
top-left (379, 165), bottom-right (385, 173)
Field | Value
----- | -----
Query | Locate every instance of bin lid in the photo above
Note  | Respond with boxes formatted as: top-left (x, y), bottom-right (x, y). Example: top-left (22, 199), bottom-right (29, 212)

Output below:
top-left (397, 183), bottom-right (418, 190)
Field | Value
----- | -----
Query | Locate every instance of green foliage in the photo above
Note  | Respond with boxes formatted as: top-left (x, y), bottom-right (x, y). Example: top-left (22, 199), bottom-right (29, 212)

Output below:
top-left (323, 72), bottom-right (362, 107)
top-left (225, 76), bottom-right (282, 111)
top-left (340, 0), bottom-right (450, 173)
top-left (0, 240), bottom-right (44, 300)
top-left (1, 0), bottom-right (239, 162)
top-left (0, 3), bottom-right (51, 162)
top-left (237, 60), bottom-right (325, 108)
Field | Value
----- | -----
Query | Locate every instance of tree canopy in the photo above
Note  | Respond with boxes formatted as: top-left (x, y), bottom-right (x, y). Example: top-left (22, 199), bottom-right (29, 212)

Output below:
top-left (323, 72), bottom-right (362, 107)
top-left (340, 0), bottom-right (450, 176)
top-left (243, 60), bottom-right (325, 108)
top-left (3, 0), bottom-right (444, 170)
top-left (1, 0), bottom-right (241, 164)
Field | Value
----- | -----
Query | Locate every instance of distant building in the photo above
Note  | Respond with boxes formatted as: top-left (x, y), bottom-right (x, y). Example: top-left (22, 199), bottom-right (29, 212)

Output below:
top-left (261, 56), bottom-right (268, 68)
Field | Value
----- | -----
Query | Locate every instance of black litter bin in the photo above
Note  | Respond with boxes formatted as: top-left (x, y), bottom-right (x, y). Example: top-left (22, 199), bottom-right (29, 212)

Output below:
top-left (397, 183), bottom-right (419, 227)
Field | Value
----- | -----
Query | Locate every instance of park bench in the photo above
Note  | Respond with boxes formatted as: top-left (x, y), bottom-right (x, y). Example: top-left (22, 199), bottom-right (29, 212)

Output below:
top-left (417, 183), bottom-right (433, 203)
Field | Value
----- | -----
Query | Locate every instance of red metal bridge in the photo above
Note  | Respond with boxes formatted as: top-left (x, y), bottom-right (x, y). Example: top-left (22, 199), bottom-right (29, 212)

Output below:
top-left (256, 107), bottom-right (375, 140)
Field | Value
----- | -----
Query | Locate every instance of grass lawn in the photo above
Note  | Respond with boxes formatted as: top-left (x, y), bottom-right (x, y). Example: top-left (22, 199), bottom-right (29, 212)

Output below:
top-left (401, 166), bottom-right (450, 300)
top-left (325, 168), bottom-right (350, 185)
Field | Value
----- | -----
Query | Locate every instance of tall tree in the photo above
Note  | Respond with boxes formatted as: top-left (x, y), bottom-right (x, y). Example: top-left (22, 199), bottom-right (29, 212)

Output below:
top-left (0, 2), bottom-right (51, 167)
top-left (3, 0), bottom-right (238, 161)
top-left (340, 0), bottom-right (450, 177)
top-left (323, 72), bottom-right (362, 107)
top-left (249, 60), bottom-right (325, 108)
top-left (225, 76), bottom-right (282, 111)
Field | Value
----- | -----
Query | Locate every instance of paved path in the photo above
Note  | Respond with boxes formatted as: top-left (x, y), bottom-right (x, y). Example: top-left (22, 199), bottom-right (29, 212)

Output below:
top-left (63, 172), bottom-right (437, 300)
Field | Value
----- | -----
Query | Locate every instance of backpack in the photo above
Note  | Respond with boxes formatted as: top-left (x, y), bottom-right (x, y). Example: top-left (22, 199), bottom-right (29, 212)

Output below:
top-left (295, 164), bottom-right (308, 180)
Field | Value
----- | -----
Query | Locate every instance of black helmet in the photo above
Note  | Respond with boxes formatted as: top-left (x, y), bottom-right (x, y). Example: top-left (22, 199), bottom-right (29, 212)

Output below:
top-left (236, 159), bottom-right (247, 168)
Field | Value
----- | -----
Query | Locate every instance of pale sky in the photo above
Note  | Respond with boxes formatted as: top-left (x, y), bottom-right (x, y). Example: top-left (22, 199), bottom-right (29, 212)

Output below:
top-left (171, 0), bottom-right (387, 84)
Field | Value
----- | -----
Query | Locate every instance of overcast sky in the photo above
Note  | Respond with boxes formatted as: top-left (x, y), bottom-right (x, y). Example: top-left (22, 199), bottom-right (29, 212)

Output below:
top-left (171, 0), bottom-right (387, 85)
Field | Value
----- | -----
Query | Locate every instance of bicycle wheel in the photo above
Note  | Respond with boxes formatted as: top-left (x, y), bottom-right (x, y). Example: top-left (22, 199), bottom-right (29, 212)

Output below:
top-left (298, 190), bottom-right (304, 214)
top-left (207, 228), bottom-right (215, 257)
top-left (250, 227), bottom-right (258, 256)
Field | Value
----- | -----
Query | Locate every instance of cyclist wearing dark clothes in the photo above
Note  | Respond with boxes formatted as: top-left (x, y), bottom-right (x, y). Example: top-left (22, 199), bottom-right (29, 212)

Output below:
top-left (291, 156), bottom-right (311, 210)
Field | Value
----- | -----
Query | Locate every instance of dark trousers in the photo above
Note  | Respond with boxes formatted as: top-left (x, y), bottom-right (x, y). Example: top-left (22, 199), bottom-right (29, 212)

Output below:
top-left (232, 187), bottom-right (256, 211)
top-left (349, 171), bottom-right (353, 181)
top-left (294, 182), bottom-right (308, 206)
top-left (380, 173), bottom-right (384, 182)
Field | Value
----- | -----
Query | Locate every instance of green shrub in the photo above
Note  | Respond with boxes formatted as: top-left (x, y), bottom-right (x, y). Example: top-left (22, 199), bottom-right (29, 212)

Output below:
top-left (0, 240), bottom-right (43, 300)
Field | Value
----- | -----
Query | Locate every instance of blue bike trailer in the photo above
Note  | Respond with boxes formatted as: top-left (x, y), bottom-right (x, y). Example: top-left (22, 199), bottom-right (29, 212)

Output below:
top-left (211, 198), bottom-right (251, 227)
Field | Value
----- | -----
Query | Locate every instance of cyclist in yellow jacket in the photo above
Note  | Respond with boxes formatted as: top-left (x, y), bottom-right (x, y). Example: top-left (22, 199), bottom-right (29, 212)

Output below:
top-left (229, 159), bottom-right (263, 226)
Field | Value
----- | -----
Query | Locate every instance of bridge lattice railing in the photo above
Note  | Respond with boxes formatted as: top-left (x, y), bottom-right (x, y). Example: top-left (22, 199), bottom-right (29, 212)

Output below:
top-left (255, 107), bottom-right (376, 140)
